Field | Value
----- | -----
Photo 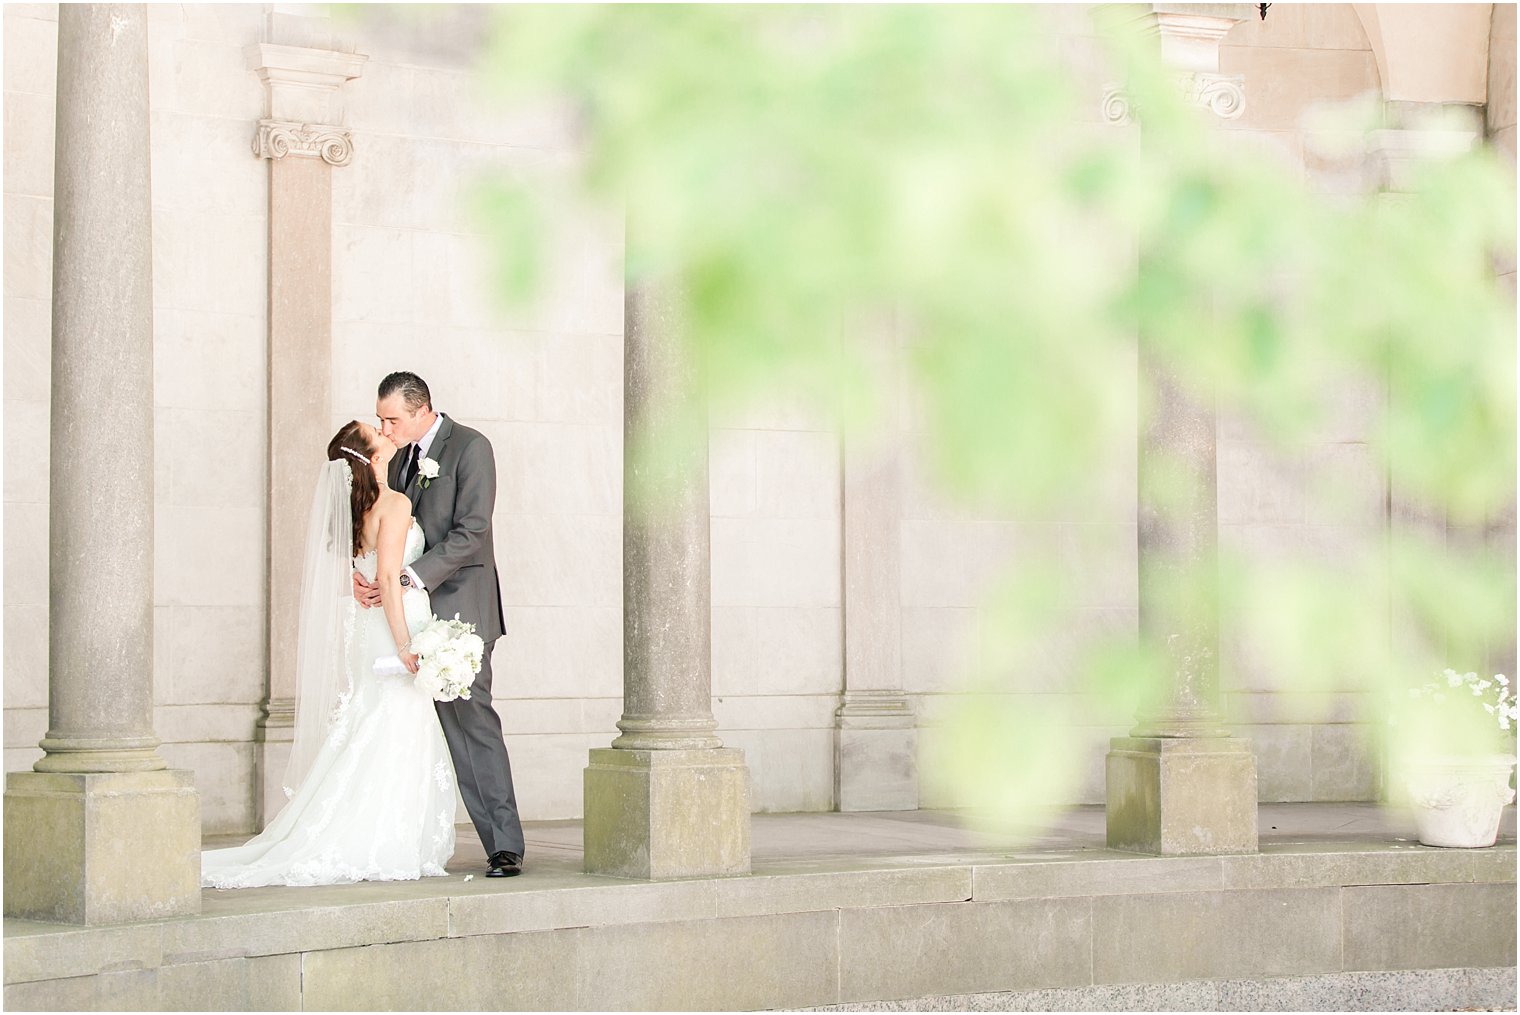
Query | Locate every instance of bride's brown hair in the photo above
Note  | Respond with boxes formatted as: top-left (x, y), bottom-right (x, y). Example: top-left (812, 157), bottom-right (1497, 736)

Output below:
top-left (327, 422), bottom-right (381, 557)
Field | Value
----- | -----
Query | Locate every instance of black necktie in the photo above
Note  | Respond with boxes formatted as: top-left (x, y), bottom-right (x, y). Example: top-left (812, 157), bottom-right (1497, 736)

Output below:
top-left (402, 444), bottom-right (421, 489)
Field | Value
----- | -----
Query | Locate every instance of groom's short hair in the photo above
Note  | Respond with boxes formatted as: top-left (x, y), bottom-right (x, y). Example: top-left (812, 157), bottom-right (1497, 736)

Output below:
top-left (379, 371), bottom-right (432, 412)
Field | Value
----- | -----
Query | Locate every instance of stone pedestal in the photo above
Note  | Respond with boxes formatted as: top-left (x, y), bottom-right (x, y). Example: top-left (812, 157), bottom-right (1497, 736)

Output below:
top-left (1106, 737), bottom-right (1258, 855)
top-left (4, 771), bottom-right (200, 924)
top-left (835, 693), bottom-right (918, 812)
top-left (584, 748), bottom-right (751, 879)
top-left (1107, 356), bottom-right (1258, 855)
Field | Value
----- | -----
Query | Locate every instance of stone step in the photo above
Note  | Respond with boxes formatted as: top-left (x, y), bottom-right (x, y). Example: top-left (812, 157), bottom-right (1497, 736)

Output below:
top-left (5, 830), bottom-right (1515, 1010)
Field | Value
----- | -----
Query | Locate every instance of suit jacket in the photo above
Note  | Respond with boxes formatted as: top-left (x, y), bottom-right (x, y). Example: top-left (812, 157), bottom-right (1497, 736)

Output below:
top-left (389, 415), bottom-right (506, 644)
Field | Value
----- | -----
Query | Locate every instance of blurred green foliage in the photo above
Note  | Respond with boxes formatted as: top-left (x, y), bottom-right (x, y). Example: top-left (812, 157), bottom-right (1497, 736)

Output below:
top-left (454, 5), bottom-right (1513, 831)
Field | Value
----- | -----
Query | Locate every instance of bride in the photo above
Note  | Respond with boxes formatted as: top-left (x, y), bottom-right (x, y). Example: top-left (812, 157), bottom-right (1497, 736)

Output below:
top-left (202, 421), bottom-right (457, 888)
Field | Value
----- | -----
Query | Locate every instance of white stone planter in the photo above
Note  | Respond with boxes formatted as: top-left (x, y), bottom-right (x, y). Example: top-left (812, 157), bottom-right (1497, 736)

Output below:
top-left (1403, 755), bottom-right (1516, 848)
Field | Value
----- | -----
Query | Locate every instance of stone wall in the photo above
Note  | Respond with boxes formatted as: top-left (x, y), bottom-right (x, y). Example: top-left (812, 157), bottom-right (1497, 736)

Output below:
top-left (145, 4), bottom-right (273, 832)
top-left (2, 6), bottom-right (57, 786)
top-left (709, 399), bottom-right (842, 813)
top-left (3, 3), bottom-right (1507, 830)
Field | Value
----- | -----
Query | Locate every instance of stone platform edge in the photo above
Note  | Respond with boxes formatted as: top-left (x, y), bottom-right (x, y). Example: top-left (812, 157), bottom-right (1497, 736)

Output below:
top-left (801, 967), bottom-right (1519, 1012)
top-left (4, 842), bottom-right (1516, 1011)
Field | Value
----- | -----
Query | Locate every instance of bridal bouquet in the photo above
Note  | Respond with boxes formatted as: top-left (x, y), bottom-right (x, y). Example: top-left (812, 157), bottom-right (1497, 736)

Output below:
top-left (407, 615), bottom-right (485, 702)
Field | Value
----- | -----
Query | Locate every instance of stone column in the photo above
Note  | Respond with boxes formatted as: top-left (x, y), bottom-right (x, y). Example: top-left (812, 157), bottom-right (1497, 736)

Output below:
top-left (1485, 9), bottom-right (1519, 678)
top-left (1368, 109), bottom-right (1511, 677)
top-left (1105, 3), bottom-right (1259, 857)
top-left (3, 3), bottom-right (201, 924)
top-left (836, 318), bottom-right (917, 812)
top-left (583, 284), bottom-right (751, 879)
top-left (246, 41), bottom-right (365, 828)
top-left (1367, 108), bottom-right (1507, 799)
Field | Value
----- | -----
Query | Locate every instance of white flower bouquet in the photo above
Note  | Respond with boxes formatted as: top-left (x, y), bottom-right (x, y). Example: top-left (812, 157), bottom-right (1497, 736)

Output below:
top-left (410, 613), bottom-right (486, 701)
top-left (406, 614), bottom-right (485, 702)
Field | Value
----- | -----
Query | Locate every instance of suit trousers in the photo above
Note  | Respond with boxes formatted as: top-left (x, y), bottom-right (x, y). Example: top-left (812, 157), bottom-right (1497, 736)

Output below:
top-left (433, 649), bottom-right (525, 857)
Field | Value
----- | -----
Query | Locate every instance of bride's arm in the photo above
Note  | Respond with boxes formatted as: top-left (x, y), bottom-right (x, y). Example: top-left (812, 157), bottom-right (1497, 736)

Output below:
top-left (373, 494), bottom-right (419, 673)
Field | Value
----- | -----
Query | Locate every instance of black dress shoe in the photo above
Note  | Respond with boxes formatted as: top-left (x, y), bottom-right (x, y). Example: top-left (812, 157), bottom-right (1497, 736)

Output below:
top-left (486, 851), bottom-right (522, 877)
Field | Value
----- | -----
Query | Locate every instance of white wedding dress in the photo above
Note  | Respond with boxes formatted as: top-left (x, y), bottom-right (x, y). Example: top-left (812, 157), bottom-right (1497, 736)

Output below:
top-left (202, 520), bottom-right (457, 888)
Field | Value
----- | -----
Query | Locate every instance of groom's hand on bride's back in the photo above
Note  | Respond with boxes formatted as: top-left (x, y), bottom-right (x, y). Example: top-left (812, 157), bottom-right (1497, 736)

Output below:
top-left (352, 571), bottom-right (382, 609)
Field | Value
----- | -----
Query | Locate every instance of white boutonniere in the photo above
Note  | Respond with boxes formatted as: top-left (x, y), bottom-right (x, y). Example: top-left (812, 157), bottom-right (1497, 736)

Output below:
top-left (418, 456), bottom-right (440, 489)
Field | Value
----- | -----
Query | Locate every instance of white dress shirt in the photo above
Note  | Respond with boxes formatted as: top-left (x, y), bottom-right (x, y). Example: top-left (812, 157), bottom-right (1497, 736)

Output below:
top-left (403, 413), bottom-right (445, 591)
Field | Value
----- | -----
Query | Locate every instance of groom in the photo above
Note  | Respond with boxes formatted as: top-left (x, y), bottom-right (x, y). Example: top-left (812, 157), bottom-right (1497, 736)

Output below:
top-left (354, 370), bottom-right (526, 877)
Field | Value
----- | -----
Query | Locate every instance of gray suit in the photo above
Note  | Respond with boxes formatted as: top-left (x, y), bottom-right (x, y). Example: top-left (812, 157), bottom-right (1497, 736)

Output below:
top-left (391, 414), bottom-right (524, 858)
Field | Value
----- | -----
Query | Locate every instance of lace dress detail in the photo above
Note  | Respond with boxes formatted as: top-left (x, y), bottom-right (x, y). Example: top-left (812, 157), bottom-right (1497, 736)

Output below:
top-left (203, 521), bottom-right (457, 888)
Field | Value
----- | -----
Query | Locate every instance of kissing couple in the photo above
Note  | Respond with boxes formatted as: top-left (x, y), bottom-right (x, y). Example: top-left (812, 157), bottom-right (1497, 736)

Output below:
top-left (203, 372), bottom-right (525, 888)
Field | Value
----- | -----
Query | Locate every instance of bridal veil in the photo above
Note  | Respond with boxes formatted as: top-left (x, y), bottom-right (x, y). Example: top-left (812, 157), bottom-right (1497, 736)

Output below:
top-left (283, 459), bottom-right (359, 800)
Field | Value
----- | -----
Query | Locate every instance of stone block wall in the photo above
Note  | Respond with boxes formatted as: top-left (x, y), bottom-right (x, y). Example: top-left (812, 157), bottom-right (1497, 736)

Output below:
top-left (1, 7), bottom-right (56, 782)
top-left (144, 4), bottom-right (272, 832)
top-left (709, 396), bottom-right (843, 812)
top-left (5, 2), bottom-right (1510, 829)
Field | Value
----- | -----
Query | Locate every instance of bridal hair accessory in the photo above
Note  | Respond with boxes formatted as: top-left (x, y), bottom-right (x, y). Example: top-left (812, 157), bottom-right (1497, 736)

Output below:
top-left (339, 447), bottom-right (371, 467)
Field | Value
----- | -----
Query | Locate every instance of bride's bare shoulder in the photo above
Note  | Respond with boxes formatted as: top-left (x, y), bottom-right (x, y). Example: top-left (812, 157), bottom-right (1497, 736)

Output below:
top-left (376, 489), bottom-right (410, 515)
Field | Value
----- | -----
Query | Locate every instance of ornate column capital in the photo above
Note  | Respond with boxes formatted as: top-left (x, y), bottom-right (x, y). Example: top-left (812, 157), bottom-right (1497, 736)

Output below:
top-left (1180, 71), bottom-right (1246, 120)
top-left (1152, 4), bottom-right (1250, 120)
top-left (253, 120), bottom-right (355, 166)
top-left (1099, 3), bottom-right (1251, 123)
top-left (1102, 86), bottom-right (1135, 126)
top-left (1101, 75), bottom-right (1244, 123)
top-left (245, 43), bottom-right (366, 164)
